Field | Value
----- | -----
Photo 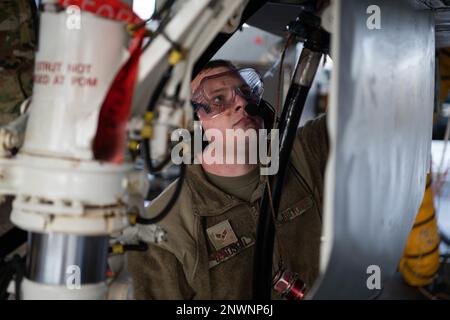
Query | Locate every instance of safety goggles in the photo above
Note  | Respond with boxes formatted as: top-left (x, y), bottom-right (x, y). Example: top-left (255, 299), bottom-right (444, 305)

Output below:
top-left (191, 68), bottom-right (264, 119)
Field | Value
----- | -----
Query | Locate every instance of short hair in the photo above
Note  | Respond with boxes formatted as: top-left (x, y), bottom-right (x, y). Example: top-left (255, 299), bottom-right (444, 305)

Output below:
top-left (193, 59), bottom-right (238, 79)
top-left (201, 59), bottom-right (238, 72)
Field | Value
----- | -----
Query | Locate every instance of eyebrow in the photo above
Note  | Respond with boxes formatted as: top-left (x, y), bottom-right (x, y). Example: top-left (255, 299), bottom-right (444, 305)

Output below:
top-left (207, 77), bottom-right (244, 89)
top-left (209, 87), bottom-right (228, 94)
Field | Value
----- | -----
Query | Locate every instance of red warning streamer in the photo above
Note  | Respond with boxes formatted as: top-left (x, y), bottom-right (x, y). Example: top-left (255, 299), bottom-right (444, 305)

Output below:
top-left (57, 0), bottom-right (143, 24)
top-left (92, 28), bottom-right (146, 163)
top-left (59, 0), bottom-right (146, 163)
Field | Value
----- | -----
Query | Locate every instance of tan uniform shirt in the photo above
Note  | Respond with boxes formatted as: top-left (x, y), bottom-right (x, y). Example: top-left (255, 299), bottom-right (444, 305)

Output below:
top-left (204, 167), bottom-right (260, 203)
top-left (128, 115), bottom-right (329, 299)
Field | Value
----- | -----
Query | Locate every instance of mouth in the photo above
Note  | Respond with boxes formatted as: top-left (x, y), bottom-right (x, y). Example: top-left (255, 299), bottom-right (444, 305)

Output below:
top-left (233, 116), bottom-right (258, 128)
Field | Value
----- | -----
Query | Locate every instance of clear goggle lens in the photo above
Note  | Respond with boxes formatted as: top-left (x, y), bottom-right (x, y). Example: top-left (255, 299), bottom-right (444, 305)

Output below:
top-left (192, 68), bottom-right (264, 119)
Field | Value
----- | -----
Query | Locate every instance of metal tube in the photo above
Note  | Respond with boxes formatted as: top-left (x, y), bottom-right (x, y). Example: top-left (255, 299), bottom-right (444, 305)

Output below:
top-left (26, 232), bottom-right (109, 285)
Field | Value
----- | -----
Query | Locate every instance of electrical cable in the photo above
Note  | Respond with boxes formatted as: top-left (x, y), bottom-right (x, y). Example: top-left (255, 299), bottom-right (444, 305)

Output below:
top-left (141, 66), bottom-right (174, 174)
top-left (138, 102), bottom-right (186, 224)
top-left (136, 162), bottom-right (185, 225)
top-left (252, 37), bottom-right (293, 263)
top-left (141, 1), bottom-right (178, 53)
top-left (253, 12), bottom-right (329, 299)
top-left (142, 139), bottom-right (172, 173)
top-left (136, 0), bottom-right (190, 224)
top-left (139, 65), bottom-right (185, 223)
top-left (275, 34), bottom-right (295, 121)
top-left (251, 33), bottom-right (294, 300)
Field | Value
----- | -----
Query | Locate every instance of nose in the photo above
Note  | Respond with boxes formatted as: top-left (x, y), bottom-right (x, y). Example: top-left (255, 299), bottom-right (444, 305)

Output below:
top-left (233, 94), bottom-right (248, 115)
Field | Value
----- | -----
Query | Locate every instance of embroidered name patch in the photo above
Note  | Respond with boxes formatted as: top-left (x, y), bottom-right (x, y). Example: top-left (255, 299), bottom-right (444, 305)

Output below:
top-left (208, 236), bottom-right (255, 268)
top-left (278, 196), bottom-right (314, 223)
top-left (206, 220), bottom-right (238, 251)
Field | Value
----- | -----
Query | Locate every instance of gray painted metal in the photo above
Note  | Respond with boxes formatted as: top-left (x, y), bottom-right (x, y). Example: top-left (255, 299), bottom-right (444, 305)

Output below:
top-left (310, 0), bottom-right (435, 299)
top-left (247, 2), bottom-right (301, 37)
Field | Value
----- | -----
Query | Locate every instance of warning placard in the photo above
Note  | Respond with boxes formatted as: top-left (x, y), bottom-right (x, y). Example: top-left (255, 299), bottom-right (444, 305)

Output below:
top-left (34, 61), bottom-right (98, 88)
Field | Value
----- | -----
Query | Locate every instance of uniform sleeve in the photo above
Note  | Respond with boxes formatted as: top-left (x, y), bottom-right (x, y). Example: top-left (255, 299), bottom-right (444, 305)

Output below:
top-left (127, 244), bottom-right (195, 300)
top-left (290, 115), bottom-right (329, 214)
top-left (127, 177), bottom-right (195, 300)
top-left (296, 114), bottom-right (329, 178)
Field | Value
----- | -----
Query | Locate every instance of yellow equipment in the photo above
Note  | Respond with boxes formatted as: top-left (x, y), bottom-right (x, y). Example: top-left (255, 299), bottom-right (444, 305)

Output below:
top-left (399, 174), bottom-right (441, 286)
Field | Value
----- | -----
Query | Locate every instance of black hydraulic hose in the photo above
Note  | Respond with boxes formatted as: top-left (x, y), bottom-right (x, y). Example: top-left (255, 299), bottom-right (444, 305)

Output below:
top-left (148, 66), bottom-right (174, 113)
top-left (252, 86), bottom-right (311, 300)
top-left (0, 228), bottom-right (27, 260)
top-left (136, 63), bottom-right (182, 225)
top-left (252, 86), bottom-right (309, 296)
top-left (148, 0), bottom-right (176, 23)
top-left (142, 65), bottom-right (174, 174)
top-left (136, 162), bottom-right (185, 225)
top-left (253, 45), bottom-right (324, 300)
top-left (278, 85), bottom-right (310, 148)
top-left (142, 138), bottom-right (172, 173)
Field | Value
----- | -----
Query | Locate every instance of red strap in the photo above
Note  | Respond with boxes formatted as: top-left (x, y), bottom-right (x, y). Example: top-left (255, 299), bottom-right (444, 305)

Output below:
top-left (92, 28), bottom-right (146, 163)
top-left (57, 0), bottom-right (143, 24)
top-left (57, 0), bottom-right (146, 163)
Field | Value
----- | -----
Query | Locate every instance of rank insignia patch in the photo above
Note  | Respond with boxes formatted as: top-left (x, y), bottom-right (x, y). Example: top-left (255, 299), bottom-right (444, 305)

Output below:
top-left (206, 220), bottom-right (238, 250)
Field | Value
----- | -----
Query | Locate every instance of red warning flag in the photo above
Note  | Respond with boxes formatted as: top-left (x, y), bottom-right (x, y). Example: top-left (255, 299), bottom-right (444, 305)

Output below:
top-left (58, 0), bottom-right (146, 163)
top-left (93, 28), bottom-right (145, 163)
top-left (57, 0), bottom-right (143, 24)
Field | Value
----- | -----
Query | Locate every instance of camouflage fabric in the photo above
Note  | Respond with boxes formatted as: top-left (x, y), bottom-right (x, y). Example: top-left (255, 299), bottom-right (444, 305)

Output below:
top-left (0, 0), bottom-right (36, 126)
